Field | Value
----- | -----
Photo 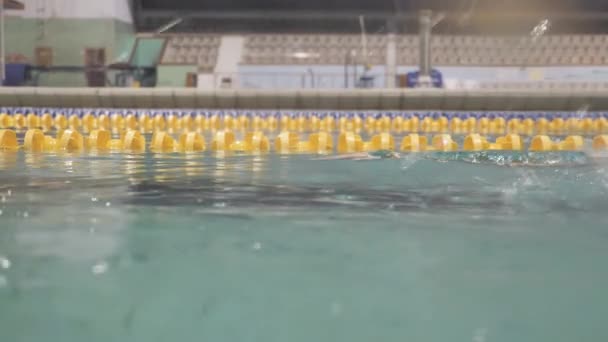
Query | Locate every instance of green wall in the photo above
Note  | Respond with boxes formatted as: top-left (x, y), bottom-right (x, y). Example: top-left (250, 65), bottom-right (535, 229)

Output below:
top-left (5, 16), bottom-right (135, 86)
top-left (157, 65), bottom-right (197, 87)
top-left (131, 38), bottom-right (165, 67)
top-left (114, 20), bottom-right (136, 63)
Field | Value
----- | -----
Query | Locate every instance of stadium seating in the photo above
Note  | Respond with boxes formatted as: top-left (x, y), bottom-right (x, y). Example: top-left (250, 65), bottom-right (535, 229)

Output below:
top-left (156, 33), bottom-right (608, 70)
top-left (242, 34), bottom-right (388, 65)
top-left (477, 81), bottom-right (608, 90)
top-left (161, 35), bottom-right (221, 71)
top-left (239, 34), bottom-right (608, 66)
top-left (425, 35), bottom-right (608, 66)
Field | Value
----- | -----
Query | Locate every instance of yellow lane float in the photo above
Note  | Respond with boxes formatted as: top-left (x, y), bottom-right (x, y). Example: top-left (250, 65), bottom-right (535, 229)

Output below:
top-left (211, 130), bottom-right (235, 152)
top-left (178, 132), bottom-right (205, 152)
top-left (58, 129), bottom-right (84, 152)
top-left (151, 131), bottom-right (176, 152)
top-left (400, 134), bottom-right (427, 152)
top-left (0, 129), bottom-right (18, 150)
top-left (24, 129), bottom-right (46, 152)
top-left (122, 130), bottom-right (146, 152)
top-left (274, 131), bottom-right (299, 153)
top-left (338, 132), bottom-right (363, 154)
top-left (592, 135), bottom-right (608, 150)
top-left (430, 134), bottom-right (458, 151)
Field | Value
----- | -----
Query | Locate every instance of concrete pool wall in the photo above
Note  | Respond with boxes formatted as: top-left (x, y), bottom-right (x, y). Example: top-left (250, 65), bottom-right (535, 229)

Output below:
top-left (1, 87), bottom-right (608, 111)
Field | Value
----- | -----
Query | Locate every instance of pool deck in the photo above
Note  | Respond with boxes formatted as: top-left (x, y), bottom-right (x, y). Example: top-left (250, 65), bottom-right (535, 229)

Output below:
top-left (1, 87), bottom-right (608, 111)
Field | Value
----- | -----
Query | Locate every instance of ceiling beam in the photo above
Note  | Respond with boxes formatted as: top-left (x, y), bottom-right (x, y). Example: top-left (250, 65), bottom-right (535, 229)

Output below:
top-left (140, 9), bottom-right (608, 22)
top-left (131, 0), bottom-right (143, 30)
top-left (3, 0), bottom-right (24, 10)
top-left (141, 9), bottom-right (419, 21)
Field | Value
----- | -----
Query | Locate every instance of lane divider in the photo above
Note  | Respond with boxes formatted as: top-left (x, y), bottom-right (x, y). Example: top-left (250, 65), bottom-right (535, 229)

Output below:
top-left (2, 129), bottom-right (608, 154)
top-left (3, 111), bottom-right (608, 137)
top-left (593, 135), bottom-right (608, 150)
top-left (24, 129), bottom-right (45, 152)
top-left (178, 132), bottom-right (205, 152)
top-left (0, 129), bottom-right (18, 150)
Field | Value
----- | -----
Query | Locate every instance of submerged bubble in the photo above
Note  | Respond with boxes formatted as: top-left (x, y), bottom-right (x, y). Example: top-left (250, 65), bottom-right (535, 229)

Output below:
top-left (92, 261), bottom-right (108, 275)
top-left (252, 242), bottom-right (262, 251)
top-left (330, 302), bottom-right (342, 316)
top-left (473, 328), bottom-right (488, 342)
top-left (495, 155), bottom-right (505, 166)
top-left (0, 257), bottom-right (10, 269)
top-left (401, 155), bottom-right (419, 170)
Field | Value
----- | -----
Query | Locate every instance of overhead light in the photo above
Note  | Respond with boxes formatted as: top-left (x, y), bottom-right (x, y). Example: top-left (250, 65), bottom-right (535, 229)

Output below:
top-left (156, 18), bottom-right (184, 34)
top-left (291, 52), bottom-right (319, 59)
top-left (531, 19), bottom-right (550, 39)
top-left (3, 0), bottom-right (25, 10)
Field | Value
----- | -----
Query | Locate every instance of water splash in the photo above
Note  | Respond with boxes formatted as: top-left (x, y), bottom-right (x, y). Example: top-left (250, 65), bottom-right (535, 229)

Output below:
top-left (530, 19), bottom-right (550, 41)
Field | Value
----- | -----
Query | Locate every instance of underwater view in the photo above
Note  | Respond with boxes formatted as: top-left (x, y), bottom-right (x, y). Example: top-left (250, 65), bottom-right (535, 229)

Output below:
top-left (1, 137), bottom-right (608, 341)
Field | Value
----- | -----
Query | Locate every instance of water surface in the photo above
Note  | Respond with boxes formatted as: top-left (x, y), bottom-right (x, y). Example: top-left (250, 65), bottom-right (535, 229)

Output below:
top-left (1, 151), bottom-right (608, 342)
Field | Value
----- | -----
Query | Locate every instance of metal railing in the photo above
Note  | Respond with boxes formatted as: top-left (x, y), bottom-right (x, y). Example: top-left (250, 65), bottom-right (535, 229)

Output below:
top-left (7, 67), bottom-right (608, 92)
top-left (205, 71), bottom-right (385, 89)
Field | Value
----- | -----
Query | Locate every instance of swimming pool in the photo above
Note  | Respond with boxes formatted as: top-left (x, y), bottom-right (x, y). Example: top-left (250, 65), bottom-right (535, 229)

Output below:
top-left (1, 109), bottom-right (608, 341)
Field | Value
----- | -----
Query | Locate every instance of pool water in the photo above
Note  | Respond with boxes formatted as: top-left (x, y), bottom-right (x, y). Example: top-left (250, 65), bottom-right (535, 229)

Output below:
top-left (1, 151), bottom-right (608, 342)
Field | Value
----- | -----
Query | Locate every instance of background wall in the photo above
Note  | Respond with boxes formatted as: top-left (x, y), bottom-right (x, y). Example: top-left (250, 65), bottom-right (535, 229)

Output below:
top-left (4, 0), bottom-right (135, 86)
top-left (237, 65), bottom-right (608, 89)
top-left (157, 66), bottom-right (197, 87)
top-left (130, 38), bottom-right (165, 67)
top-left (5, 4), bottom-right (608, 89)
top-left (6, 0), bottom-right (132, 22)
top-left (238, 65), bottom-right (387, 89)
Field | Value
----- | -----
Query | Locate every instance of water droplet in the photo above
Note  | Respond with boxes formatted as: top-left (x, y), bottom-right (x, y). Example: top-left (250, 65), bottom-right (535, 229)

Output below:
top-left (91, 197), bottom-right (98, 202)
top-left (473, 328), bottom-right (487, 342)
top-left (213, 202), bottom-right (226, 208)
top-left (6, 190), bottom-right (11, 196)
top-left (0, 275), bottom-right (7, 288)
top-left (0, 209), bottom-right (3, 216)
top-left (1, 196), bottom-right (5, 203)
top-left (105, 202), bottom-right (111, 207)
top-left (252, 242), bottom-right (262, 251)
top-left (23, 211), bottom-right (29, 218)
top-left (92, 261), bottom-right (108, 275)
top-left (196, 198), bottom-right (203, 203)
top-left (90, 217), bottom-right (98, 224)
top-left (330, 302), bottom-right (342, 316)
top-left (0, 257), bottom-right (10, 269)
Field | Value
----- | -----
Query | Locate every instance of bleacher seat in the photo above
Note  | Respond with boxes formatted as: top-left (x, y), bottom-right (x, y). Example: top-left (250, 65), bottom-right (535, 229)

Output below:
top-left (237, 33), bottom-right (608, 67)
top-left (161, 34), bottom-right (221, 70)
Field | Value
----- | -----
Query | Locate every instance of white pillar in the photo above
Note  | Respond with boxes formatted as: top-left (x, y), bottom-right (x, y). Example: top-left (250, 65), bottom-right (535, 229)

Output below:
top-left (0, 2), bottom-right (5, 84)
top-left (385, 33), bottom-right (396, 88)
top-left (419, 10), bottom-right (432, 77)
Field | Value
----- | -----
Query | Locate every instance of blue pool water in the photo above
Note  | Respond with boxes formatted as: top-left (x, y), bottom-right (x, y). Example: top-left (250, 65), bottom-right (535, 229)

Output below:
top-left (1, 150), bottom-right (608, 341)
